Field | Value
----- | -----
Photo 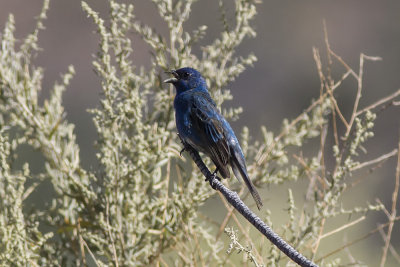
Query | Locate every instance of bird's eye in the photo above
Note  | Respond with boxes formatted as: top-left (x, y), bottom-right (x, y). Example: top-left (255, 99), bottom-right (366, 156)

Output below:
top-left (182, 72), bottom-right (190, 79)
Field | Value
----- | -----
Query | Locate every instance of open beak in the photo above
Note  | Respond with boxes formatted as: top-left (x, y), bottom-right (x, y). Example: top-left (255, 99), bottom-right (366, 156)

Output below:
top-left (163, 70), bottom-right (179, 83)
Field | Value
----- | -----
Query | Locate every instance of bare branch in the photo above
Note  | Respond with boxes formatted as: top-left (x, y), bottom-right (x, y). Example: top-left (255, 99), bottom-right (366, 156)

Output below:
top-left (378, 227), bottom-right (400, 264)
top-left (320, 216), bottom-right (365, 240)
top-left (380, 140), bottom-right (400, 267)
top-left (356, 89), bottom-right (400, 116)
top-left (316, 216), bottom-right (400, 263)
top-left (351, 149), bottom-right (398, 171)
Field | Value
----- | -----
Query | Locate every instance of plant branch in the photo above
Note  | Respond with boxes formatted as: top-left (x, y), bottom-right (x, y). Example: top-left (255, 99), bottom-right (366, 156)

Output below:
top-left (178, 135), bottom-right (318, 267)
top-left (356, 88), bottom-right (400, 116)
top-left (380, 140), bottom-right (400, 267)
top-left (350, 149), bottom-right (398, 172)
top-left (316, 216), bottom-right (400, 263)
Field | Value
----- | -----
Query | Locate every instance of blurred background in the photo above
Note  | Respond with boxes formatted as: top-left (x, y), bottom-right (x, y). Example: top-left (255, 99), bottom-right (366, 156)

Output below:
top-left (1, 0), bottom-right (399, 265)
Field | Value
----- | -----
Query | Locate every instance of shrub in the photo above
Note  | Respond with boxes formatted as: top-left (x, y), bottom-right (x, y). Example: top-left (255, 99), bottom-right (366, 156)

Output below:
top-left (0, 0), bottom-right (399, 266)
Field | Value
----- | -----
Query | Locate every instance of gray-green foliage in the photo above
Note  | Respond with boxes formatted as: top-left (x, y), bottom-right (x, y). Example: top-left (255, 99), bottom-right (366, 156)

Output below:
top-left (0, 0), bottom-right (398, 266)
top-left (0, 132), bottom-right (52, 266)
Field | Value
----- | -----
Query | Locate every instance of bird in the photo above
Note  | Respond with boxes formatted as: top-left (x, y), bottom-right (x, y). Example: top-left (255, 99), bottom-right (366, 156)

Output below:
top-left (164, 67), bottom-right (263, 210)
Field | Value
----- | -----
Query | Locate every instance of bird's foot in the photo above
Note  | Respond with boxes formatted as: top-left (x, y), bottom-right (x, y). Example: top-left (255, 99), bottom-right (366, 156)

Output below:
top-left (212, 168), bottom-right (219, 176)
top-left (177, 133), bottom-right (188, 157)
top-left (205, 169), bottom-right (220, 190)
top-left (179, 147), bottom-right (186, 157)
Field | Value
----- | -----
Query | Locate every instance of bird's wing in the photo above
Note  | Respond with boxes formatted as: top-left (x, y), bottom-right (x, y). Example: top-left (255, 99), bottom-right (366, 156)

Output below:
top-left (190, 92), bottom-right (231, 178)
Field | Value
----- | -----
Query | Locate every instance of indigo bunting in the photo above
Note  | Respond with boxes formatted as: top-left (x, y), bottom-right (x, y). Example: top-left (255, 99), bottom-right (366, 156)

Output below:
top-left (165, 67), bottom-right (263, 210)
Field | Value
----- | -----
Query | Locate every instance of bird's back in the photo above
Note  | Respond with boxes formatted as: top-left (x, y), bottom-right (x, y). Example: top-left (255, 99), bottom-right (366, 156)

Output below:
top-left (175, 89), bottom-right (232, 178)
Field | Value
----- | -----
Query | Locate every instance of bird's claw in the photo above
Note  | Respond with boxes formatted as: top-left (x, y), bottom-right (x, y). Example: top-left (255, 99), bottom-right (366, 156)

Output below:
top-left (177, 133), bottom-right (188, 157)
top-left (179, 147), bottom-right (186, 157)
top-left (205, 171), bottom-right (220, 190)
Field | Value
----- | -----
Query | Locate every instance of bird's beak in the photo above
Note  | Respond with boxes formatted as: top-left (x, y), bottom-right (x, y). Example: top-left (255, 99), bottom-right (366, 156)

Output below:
top-left (163, 70), bottom-right (179, 83)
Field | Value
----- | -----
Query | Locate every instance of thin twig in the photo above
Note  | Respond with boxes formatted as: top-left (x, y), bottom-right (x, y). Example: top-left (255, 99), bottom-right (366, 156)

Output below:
top-left (22, 182), bottom-right (39, 201)
top-left (293, 154), bottom-right (325, 195)
top-left (343, 235), bottom-right (357, 265)
top-left (328, 49), bottom-right (358, 80)
top-left (255, 54), bottom-right (351, 167)
top-left (216, 190), bottom-right (263, 262)
top-left (320, 25), bottom-right (342, 147)
top-left (329, 93), bottom-right (340, 147)
top-left (380, 140), bottom-right (400, 267)
top-left (316, 216), bottom-right (400, 263)
top-left (215, 186), bottom-right (245, 240)
top-left (351, 149), bottom-right (398, 171)
top-left (82, 237), bottom-right (101, 267)
top-left (378, 227), bottom-right (400, 264)
top-left (106, 197), bottom-right (119, 267)
top-left (355, 89), bottom-right (400, 116)
top-left (376, 198), bottom-right (391, 218)
top-left (349, 151), bottom-right (397, 189)
top-left (313, 46), bottom-right (348, 128)
top-left (256, 92), bottom-right (326, 166)
top-left (311, 218), bottom-right (326, 257)
top-left (216, 204), bottom-right (235, 240)
top-left (344, 54), bottom-right (365, 138)
top-left (320, 216), bottom-right (365, 240)
top-left (318, 124), bottom-right (328, 188)
top-left (77, 218), bottom-right (87, 266)
top-left (325, 81), bottom-right (349, 128)
top-left (157, 255), bottom-right (169, 267)
top-left (323, 20), bottom-right (333, 87)
top-left (190, 220), bottom-right (206, 267)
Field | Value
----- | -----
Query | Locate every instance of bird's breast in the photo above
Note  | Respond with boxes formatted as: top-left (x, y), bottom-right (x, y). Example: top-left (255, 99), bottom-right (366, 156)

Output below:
top-left (174, 95), bottom-right (192, 136)
top-left (174, 94), bottom-right (206, 152)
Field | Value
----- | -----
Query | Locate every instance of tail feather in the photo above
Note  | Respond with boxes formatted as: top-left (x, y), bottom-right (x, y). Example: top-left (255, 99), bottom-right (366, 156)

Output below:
top-left (231, 157), bottom-right (263, 210)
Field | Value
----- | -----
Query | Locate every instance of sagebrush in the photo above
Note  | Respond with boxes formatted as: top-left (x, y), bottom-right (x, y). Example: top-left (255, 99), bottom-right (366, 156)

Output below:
top-left (0, 0), bottom-right (399, 266)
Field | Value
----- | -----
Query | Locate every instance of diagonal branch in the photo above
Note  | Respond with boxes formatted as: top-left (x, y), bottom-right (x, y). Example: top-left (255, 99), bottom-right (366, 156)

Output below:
top-left (356, 88), bottom-right (400, 116)
top-left (178, 134), bottom-right (318, 267)
top-left (380, 140), bottom-right (400, 267)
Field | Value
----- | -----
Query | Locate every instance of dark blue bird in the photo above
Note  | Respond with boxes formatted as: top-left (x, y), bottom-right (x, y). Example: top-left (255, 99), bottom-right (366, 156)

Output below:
top-left (164, 67), bottom-right (263, 210)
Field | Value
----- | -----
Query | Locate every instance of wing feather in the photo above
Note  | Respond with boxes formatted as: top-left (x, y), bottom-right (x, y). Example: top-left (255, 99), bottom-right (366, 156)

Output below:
top-left (190, 92), bottom-right (231, 178)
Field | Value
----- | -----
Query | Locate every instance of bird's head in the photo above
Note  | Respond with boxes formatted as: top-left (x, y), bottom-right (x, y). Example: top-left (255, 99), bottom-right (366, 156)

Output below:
top-left (164, 67), bottom-right (207, 94)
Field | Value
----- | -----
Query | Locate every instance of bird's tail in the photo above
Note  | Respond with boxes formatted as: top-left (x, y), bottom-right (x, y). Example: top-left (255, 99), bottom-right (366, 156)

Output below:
top-left (231, 157), bottom-right (263, 210)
